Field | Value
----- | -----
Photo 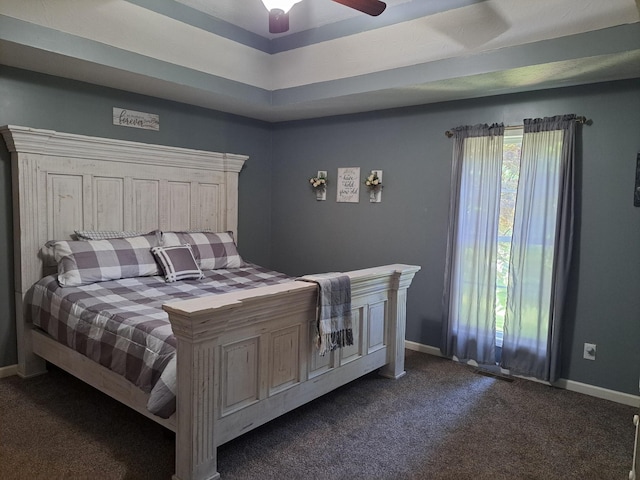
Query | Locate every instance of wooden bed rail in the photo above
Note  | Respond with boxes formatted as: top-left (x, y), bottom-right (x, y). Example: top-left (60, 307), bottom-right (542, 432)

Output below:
top-left (163, 264), bottom-right (420, 480)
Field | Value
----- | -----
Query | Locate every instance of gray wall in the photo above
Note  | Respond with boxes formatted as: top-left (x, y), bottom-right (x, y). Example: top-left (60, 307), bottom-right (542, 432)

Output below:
top-left (1, 65), bottom-right (639, 397)
top-left (0, 66), bottom-right (274, 366)
top-left (269, 79), bottom-right (640, 395)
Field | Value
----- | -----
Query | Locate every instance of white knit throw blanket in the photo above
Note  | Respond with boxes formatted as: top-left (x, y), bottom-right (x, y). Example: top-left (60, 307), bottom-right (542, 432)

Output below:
top-left (299, 273), bottom-right (353, 356)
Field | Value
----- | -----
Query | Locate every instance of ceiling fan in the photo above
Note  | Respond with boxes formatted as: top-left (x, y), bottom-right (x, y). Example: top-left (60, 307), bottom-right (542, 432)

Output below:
top-left (261, 0), bottom-right (387, 34)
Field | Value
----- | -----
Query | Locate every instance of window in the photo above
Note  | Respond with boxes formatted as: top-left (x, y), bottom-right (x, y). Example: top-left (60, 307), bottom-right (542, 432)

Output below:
top-left (443, 115), bottom-right (577, 381)
top-left (495, 128), bottom-right (523, 350)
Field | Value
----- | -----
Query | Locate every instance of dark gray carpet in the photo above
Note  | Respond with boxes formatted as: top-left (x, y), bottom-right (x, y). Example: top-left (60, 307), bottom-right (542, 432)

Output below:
top-left (0, 350), bottom-right (636, 479)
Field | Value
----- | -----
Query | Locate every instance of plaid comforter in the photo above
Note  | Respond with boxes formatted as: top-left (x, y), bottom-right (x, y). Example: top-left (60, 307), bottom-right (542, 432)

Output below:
top-left (27, 264), bottom-right (293, 418)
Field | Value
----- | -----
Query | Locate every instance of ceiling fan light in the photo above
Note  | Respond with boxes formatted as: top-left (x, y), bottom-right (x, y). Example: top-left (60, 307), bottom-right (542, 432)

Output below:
top-left (268, 9), bottom-right (290, 33)
top-left (261, 0), bottom-right (302, 14)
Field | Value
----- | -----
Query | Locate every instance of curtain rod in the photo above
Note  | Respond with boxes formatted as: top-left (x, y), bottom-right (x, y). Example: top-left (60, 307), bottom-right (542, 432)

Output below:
top-left (444, 116), bottom-right (591, 138)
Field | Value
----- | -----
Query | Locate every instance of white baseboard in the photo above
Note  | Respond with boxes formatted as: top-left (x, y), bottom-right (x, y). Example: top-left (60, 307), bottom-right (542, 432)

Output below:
top-left (0, 364), bottom-right (18, 379)
top-left (405, 341), bottom-right (443, 357)
top-left (556, 379), bottom-right (640, 407)
top-left (404, 341), bottom-right (640, 408)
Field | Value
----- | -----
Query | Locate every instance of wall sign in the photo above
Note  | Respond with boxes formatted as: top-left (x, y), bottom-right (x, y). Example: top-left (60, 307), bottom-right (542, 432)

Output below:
top-left (336, 167), bottom-right (360, 203)
top-left (113, 107), bottom-right (159, 131)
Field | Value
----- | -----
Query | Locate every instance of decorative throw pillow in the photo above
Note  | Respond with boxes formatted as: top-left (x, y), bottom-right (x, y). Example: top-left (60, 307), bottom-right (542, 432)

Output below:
top-left (161, 231), bottom-right (244, 270)
top-left (151, 244), bottom-right (204, 282)
top-left (49, 234), bottom-right (161, 287)
top-left (74, 230), bottom-right (147, 241)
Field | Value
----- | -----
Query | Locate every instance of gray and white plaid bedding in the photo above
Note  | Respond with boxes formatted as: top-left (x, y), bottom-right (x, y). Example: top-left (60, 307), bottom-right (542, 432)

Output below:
top-left (27, 264), bottom-right (293, 418)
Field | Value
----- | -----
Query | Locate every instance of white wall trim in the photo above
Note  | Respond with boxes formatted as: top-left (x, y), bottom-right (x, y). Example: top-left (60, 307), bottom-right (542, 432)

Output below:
top-left (555, 379), bottom-right (640, 407)
top-left (405, 341), bottom-right (640, 408)
top-left (405, 340), bottom-right (443, 357)
top-left (0, 364), bottom-right (18, 379)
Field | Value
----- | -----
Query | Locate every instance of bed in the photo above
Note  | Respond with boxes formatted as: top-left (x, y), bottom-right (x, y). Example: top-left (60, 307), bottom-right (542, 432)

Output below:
top-left (1, 125), bottom-right (420, 480)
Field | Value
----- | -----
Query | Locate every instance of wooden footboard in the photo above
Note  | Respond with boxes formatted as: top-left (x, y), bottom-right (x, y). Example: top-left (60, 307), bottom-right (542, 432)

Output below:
top-left (164, 264), bottom-right (419, 480)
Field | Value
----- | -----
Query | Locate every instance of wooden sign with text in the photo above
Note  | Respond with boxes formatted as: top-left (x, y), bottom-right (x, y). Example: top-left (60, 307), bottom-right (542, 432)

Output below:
top-left (113, 108), bottom-right (159, 131)
top-left (337, 167), bottom-right (360, 203)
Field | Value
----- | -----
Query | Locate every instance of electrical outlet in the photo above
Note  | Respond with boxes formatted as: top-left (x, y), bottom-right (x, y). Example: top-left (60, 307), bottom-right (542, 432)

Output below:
top-left (583, 343), bottom-right (596, 360)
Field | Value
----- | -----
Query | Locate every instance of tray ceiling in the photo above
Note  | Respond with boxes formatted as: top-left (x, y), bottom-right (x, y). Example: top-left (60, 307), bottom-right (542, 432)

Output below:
top-left (0, 0), bottom-right (639, 122)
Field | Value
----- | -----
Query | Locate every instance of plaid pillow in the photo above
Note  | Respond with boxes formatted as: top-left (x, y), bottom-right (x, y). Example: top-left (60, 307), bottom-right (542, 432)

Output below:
top-left (49, 234), bottom-right (161, 287)
top-left (74, 230), bottom-right (146, 240)
top-left (162, 231), bottom-right (244, 270)
top-left (151, 244), bottom-right (204, 282)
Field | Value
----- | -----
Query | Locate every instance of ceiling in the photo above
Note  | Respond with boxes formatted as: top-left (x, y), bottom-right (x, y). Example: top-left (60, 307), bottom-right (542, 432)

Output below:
top-left (0, 0), bottom-right (639, 122)
top-left (176, 0), bottom-right (415, 39)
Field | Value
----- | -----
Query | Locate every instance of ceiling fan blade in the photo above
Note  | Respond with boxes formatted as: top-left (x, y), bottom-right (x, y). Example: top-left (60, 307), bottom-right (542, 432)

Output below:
top-left (269, 8), bottom-right (290, 33)
top-left (331, 0), bottom-right (387, 16)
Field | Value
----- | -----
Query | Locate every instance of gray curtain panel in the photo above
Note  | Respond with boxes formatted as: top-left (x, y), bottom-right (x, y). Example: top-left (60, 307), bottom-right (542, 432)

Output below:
top-left (500, 114), bottom-right (577, 382)
top-left (441, 123), bottom-right (504, 364)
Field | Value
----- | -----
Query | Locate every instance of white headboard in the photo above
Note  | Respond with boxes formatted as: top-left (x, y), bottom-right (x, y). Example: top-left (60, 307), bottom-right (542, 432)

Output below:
top-left (1, 125), bottom-right (248, 374)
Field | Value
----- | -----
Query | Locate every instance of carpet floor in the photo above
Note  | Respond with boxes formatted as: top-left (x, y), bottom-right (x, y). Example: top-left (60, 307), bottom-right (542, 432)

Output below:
top-left (0, 350), bottom-right (636, 479)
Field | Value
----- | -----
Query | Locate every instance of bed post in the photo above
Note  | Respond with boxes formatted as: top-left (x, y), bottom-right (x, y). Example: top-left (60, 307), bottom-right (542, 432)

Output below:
top-left (2, 126), bottom-right (48, 378)
top-left (169, 311), bottom-right (221, 480)
top-left (379, 265), bottom-right (420, 379)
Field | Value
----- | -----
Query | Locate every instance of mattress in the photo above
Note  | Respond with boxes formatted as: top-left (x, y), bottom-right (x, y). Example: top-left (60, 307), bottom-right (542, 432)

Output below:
top-left (27, 264), bottom-right (293, 418)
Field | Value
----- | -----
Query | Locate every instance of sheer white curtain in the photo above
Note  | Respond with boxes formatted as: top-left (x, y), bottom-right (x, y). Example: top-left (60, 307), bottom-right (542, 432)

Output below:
top-left (441, 124), bottom-right (504, 364)
top-left (501, 115), bottom-right (577, 381)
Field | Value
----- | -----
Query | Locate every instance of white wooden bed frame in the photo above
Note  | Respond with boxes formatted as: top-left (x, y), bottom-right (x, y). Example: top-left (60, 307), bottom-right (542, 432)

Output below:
top-left (1, 125), bottom-right (420, 480)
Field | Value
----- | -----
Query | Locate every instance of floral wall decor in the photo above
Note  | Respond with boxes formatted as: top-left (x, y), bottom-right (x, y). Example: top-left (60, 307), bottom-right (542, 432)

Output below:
top-left (365, 170), bottom-right (383, 203)
top-left (309, 170), bottom-right (327, 201)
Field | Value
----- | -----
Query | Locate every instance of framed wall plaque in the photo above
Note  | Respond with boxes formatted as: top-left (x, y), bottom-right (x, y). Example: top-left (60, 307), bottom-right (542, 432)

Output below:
top-left (336, 167), bottom-right (360, 203)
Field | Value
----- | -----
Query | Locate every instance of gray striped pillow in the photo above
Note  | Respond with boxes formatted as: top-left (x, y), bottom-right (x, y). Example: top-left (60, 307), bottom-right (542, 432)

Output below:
top-left (151, 244), bottom-right (204, 282)
top-left (50, 234), bottom-right (161, 287)
top-left (161, 231), bottom-right (243, 270)
top-left (74, 230), bottom-right (145, 240)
